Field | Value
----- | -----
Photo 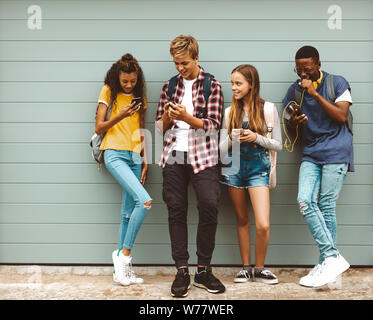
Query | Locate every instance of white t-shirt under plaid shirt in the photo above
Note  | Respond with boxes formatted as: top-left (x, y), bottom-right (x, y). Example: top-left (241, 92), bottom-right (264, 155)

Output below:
top-left (156, 67), bottom-right (224, 174)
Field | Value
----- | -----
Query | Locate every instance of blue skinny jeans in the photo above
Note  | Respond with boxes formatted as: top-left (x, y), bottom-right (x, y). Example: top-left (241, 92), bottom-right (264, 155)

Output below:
top-left (104, 150), bottom-right (152, 251)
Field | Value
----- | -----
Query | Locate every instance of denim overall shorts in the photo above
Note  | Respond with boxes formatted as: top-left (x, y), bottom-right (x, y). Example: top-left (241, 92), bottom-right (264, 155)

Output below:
top-left (220, 121), bottom-right (271, 189)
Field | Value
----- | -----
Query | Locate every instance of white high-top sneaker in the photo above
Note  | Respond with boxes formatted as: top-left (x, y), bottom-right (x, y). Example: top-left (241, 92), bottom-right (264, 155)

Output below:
top-left (312, 254), bottom-right (350, 288)
top-left (112, 250), bottom-right (131, 286)
top-left (128, 261), bottom-right (144, 285)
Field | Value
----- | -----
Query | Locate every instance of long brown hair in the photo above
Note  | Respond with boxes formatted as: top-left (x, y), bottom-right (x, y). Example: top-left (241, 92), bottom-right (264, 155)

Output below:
top-left (227, 64), bottom-right (266, 137)
top-left (103, 53), bottom-right (147, 128)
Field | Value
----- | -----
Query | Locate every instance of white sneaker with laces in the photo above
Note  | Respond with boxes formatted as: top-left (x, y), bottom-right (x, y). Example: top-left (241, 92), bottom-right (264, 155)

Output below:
top-left (312, 254), bottom-right (350, 288)
top-left (112, 250), bottom-right (131, 286)
top-left (128, 262), bottom-right (144, 284)
top-left (299, 264), bottom-right (322, 287)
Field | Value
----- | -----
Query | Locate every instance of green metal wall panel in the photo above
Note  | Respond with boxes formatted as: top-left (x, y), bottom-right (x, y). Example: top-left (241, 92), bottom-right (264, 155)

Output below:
top-left (0, 0), bottom-right (372, 265)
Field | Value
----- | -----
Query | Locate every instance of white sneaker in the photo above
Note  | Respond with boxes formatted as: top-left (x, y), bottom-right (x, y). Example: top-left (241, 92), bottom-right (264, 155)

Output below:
top-left (312, 254), bottom-right (350, 288)
top-left (128, 267), bottom-right (144, 284)
top-left (299, 264), bottom-right (322, 287)
top-left (112, 250), bottom-right (131, 286)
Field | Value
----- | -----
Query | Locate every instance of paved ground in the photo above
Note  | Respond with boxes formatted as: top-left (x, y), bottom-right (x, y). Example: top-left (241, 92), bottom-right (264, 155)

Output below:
top-left (0, 265), bottom-right (372, 300)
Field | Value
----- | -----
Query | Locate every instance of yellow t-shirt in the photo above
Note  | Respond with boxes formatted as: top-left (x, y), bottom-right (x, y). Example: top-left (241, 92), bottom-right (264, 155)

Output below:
top-left (98, 85), bottom-right (142, 153)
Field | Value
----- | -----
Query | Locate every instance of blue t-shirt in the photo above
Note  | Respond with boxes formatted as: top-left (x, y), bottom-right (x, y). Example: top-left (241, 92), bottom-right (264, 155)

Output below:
top-left (282, 71), bottom-right (354, 172)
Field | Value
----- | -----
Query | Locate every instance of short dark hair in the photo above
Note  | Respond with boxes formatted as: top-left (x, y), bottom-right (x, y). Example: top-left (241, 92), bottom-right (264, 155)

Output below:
top-left (295, 46), bottom-right (320, 62)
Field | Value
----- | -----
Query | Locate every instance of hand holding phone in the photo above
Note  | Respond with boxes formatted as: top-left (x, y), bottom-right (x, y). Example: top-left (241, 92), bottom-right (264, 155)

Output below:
top-left (290, 102), bottom-right (303, 116)
top-left (294, 106), bottom-right (304, 116)
top-left (131, 97), bottom-right (142, 109)
top-left (168, 101), bottom-right (177, 110)
top-left (288, 103), bottom-right (308, 126)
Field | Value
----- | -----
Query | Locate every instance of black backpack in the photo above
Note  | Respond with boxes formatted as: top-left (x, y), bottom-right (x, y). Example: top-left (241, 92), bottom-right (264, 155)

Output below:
top-left (294, 73), bottom-right (353, 135)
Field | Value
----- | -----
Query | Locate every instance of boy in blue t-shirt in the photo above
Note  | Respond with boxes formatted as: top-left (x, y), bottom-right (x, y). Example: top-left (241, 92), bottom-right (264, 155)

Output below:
top-left (283, 46), bottom-right (353, 288)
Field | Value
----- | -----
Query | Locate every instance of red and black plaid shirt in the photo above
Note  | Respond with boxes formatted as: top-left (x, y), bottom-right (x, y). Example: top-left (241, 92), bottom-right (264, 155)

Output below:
top-left (156, 67), bottom-right (224, 174)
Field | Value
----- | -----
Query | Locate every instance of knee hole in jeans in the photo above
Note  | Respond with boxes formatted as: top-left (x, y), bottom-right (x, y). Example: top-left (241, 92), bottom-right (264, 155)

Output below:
top-left (143, 200), bottom-right (152, 209)
top-left (298, 200), bottom-right (309, 215)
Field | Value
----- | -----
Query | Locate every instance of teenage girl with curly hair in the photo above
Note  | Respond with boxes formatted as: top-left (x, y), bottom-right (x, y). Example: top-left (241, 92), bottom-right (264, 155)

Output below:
top-left (95, 53), bottom-right (152, 286)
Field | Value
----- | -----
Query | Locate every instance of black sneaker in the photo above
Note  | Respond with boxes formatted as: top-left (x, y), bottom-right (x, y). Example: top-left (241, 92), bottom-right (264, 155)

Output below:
top-left (234, 268), bottom-right (252, 283)
top-left (193, 267), bottom-right (226, 294)
top-left (171, 268), bottom-right (191, 297)
top-left (253, 268), bottom-right (279, 284)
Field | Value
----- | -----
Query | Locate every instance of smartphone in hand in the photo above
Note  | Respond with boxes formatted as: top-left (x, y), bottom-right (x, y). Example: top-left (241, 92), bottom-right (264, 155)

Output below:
top-left (168, 101), bottom-right (177, 110)
top-left (295, 107), bottom-right (304, 116)
top-left (290, 102), bottom-right (303, 116)
top-left (131, 97), bottom-right (142, 108)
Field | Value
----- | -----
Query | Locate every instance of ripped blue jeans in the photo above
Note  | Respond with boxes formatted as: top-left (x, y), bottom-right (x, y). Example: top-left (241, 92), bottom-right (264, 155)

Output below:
top-left (104, 150), bottom-right (152, 251)
top-left (297, 161), bottom-right (348, 264)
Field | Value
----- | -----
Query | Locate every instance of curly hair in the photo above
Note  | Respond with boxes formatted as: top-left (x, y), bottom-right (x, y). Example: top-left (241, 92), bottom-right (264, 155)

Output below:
top-left (103, 53), bottom-right (147, 127)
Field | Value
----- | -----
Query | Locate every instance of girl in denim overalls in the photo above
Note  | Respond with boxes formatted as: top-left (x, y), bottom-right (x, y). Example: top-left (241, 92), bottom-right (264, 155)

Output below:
top-left (220, 64), bottom-right (282, 284)
top-left (95, 54), bottom-right (152, 286)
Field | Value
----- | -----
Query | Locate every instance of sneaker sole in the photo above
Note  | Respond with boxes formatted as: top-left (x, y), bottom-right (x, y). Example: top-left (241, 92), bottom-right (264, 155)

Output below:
top-left (171, 284), bottom-right (191, 298)
top-left (254, 278), bottom-right (279, 285)
top-left (312, 267), bottom-right (349, 288)
top-left (113, 274), bottom-right (131, 286)
top-left (299, 277), bottom-right (314, 287)
top-left (193, 281), bottom-right (225, 293)
top-left (312, 263), bottom-right (350, 288)
top-left (234, 278), bottom-right (251, 283)
top-left (130, 279), bottom-right (144, 285)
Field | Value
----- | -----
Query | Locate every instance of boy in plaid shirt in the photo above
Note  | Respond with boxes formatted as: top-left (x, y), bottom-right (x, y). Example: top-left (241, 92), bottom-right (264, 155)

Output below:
top-left (155, 35), bottom-right (225, 297)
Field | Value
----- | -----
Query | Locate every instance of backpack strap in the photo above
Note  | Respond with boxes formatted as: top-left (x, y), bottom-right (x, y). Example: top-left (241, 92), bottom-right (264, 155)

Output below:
top-left (224, 106), bottom-right (231, 130)
top-left (325, 73), bottom-right (336, 102)
top-left (263, 101), bottom-right (274, 139)
top-left (105, 102), bottom-right (113, 121)
top-left (294, 87), bottom-right (303, 105)
top-left (263, 102), bottom-right (277, 189)
top-left (202, 72), bottom-right (214, 103)
top-left (167, 75), bottom-right (179, 102)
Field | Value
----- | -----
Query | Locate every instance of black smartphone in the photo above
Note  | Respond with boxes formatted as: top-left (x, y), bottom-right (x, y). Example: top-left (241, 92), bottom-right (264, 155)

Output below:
top-left (131, 97), bottom-right (142, 108)
top-left (290, 102), bottom-right (303, 116)
top-left (295, 106), bottom-right (304, 116)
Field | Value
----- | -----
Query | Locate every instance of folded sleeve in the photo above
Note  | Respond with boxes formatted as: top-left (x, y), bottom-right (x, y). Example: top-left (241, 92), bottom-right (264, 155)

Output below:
top-left (98, 85), bottom-right (111, 106)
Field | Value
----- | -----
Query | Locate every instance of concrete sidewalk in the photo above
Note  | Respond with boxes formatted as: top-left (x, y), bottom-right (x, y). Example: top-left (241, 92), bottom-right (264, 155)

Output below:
top-left (0, 265), bottom-right (372, 300)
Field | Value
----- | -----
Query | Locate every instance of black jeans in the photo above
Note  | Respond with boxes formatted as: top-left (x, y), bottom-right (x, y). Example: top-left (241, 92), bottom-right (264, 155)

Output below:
top-left (162, 152), bottom-right (221, 268)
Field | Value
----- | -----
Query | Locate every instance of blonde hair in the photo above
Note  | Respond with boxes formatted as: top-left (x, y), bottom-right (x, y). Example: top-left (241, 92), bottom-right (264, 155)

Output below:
top-left (228, 64), bottom-right (266, 137)
top-left (170, 35), bottom-right (199, 59)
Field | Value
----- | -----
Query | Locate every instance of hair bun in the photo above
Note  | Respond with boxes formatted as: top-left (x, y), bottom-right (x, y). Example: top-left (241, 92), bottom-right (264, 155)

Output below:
top-left (121, 53), bottom-right (134, 61)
